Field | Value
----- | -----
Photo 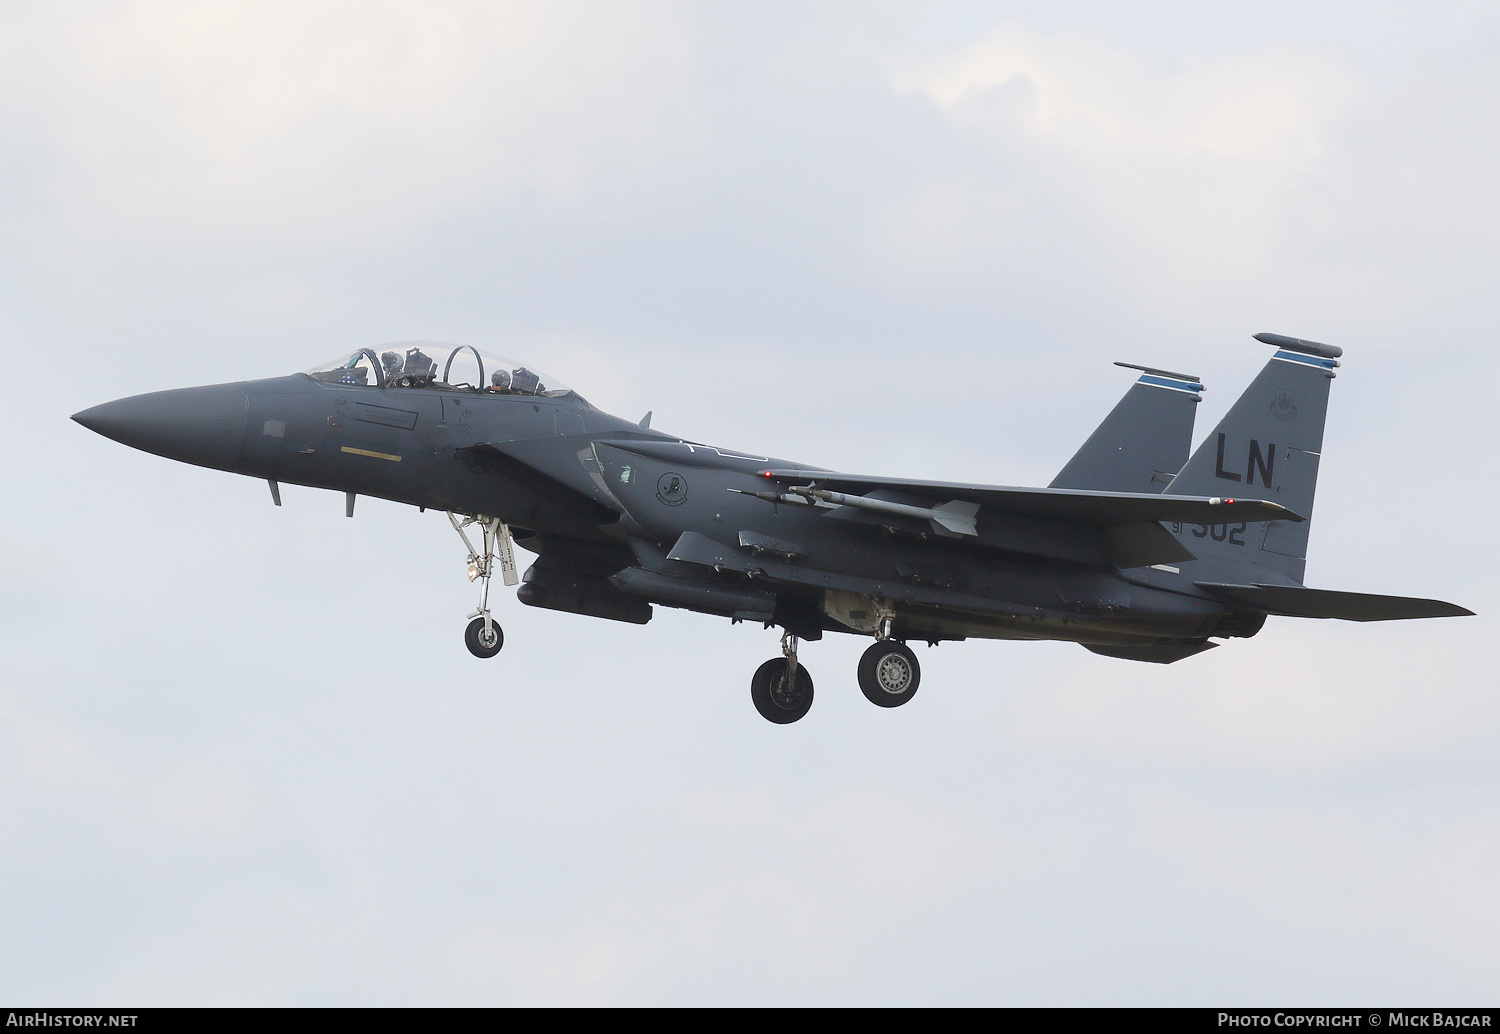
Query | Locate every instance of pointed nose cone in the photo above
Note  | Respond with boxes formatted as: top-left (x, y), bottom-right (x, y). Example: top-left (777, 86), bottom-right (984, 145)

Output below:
top-left (73, 383), bottom-right (249, 471)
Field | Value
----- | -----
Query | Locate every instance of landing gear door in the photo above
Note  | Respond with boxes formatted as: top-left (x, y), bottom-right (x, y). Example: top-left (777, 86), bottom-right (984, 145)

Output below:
top-left (496, 522), bottom-right (519, 586)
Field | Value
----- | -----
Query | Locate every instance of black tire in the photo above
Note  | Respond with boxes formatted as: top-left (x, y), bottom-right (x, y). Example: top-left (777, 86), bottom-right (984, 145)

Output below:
top-left (750, 658), bottom-right (814, 724)
top-left (465, 617), bottom-right (504, 658)
top-left (857, 641), bottom-right (920, 707)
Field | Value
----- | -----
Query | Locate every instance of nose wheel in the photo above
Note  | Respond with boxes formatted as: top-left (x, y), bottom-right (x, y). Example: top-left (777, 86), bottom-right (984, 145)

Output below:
top-left (465, 617), bottom-right (504, 658)
top-left (448, 512), bottom-right (518, 659)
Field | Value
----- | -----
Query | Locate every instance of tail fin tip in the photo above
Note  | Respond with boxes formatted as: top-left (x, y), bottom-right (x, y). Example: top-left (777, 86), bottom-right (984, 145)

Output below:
top-left (1253, 332), bottom-right (1343, 360)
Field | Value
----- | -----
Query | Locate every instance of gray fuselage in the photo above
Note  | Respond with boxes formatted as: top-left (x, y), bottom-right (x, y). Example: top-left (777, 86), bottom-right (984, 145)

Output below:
top-left (76, 371), bottom-right (1245, 650)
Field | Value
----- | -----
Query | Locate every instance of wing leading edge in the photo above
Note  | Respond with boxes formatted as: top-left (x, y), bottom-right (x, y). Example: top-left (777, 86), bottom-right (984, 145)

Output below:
top-left (758, 470), bottom-right (1303, 528)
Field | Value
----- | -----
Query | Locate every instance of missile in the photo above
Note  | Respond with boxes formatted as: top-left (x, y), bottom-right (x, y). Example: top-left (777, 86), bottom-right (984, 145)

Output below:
top-left (788, 487), bottom-right (979, 536)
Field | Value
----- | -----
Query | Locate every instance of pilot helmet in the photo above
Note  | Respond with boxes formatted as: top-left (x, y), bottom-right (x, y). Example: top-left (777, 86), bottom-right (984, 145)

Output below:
top-left (490, 369), bottom-right (511, 392)
top-left (380, 351), bottom-right (402, 378)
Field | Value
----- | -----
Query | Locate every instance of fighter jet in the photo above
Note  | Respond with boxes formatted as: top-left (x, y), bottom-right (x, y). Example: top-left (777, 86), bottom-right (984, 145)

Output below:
top-left (73, 333), bottom-right (1471, 724)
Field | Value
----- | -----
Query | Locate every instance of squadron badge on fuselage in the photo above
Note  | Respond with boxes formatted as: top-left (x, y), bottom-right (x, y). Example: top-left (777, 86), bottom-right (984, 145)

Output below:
top-left (656, 471), bottom-right (688, 505)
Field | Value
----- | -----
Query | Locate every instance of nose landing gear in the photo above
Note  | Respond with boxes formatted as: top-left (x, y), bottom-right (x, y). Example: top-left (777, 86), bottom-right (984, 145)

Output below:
top-left (465, 617), bottom-right (504, 658)
top-left (448, 512), bottom-right (518, 659)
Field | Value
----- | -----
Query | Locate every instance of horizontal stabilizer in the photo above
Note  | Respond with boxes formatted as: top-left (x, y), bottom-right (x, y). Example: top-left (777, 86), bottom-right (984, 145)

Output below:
top-left (1194, 582), bottom-right (1474, 622)
top-left (760, 470), bottom-right (1302, 528)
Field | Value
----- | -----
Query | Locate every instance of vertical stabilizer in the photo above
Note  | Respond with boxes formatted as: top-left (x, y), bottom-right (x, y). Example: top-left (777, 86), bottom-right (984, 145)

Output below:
top-left (1050, 364), bottom-right (1203, 494)
top-left (1163, 334), bottom-right (1341, 584)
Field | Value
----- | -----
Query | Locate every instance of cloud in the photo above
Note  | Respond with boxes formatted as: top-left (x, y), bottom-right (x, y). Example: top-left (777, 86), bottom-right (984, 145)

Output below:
top-left (1, 1), bottom-right (695, 250)
top-left (878, 23), bottom-right (1361, 302)
top-left (915, 24), bottom-right (1354, 160)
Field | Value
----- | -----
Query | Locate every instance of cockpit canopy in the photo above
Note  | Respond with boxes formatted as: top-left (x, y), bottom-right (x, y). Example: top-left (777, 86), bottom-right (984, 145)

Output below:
top-left (306, 342), bottom-right (579, 401)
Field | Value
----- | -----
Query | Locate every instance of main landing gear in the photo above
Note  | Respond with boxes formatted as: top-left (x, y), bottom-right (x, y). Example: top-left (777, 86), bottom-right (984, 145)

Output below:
top-left (857, 640), bottom-right (920, 707)
top-left (751, 632), bottom-right (815, 724)
top-left (448, 512), bottom-right (518, 659)
top-left (749, 627), bottom-right (922, 723)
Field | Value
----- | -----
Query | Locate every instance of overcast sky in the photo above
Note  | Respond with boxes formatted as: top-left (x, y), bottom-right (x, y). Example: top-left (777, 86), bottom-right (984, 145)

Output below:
top-left (2, 0), bottom-right (1497, 1005)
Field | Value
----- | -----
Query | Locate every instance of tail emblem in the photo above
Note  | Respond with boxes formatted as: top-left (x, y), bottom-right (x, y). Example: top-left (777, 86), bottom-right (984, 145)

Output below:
top-left (1270, 389), bottom-right (1298, 422)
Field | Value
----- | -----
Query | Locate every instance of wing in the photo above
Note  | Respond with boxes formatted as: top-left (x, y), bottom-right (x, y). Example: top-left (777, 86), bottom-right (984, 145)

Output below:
top-left (759, 469), bottom-right (1303, 527)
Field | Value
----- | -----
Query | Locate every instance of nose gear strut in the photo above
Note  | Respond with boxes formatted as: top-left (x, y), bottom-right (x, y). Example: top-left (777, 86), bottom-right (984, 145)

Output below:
top-left (448, 512), bottom-right (518, 658)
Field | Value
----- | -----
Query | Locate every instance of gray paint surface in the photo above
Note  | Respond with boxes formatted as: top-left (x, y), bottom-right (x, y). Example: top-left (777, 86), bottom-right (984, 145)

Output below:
top-left (74, 334), bottom-right (1471, 722)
